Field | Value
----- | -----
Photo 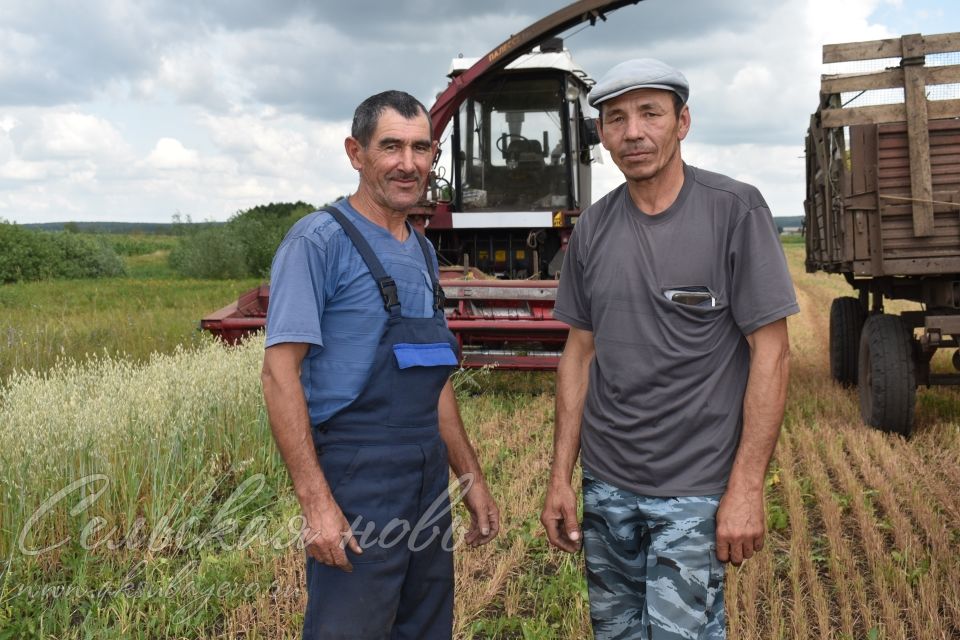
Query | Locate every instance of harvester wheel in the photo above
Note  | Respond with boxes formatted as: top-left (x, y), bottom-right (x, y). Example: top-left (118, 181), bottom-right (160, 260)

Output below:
top-left (829, 296), bottom-right (865, 386)
top-left (858, 314), bottom-right (916, 436)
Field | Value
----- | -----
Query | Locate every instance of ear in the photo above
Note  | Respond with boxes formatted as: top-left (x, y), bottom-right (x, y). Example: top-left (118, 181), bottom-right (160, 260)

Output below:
top-left (677, 105), bottom-right (691, 142)
top-left (345, 136), bottom-right (364, 171)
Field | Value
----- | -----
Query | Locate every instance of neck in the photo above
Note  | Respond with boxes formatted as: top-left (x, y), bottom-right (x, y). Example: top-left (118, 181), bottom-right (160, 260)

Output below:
top-left (348, 189), bottom-right (408, 242)
top-left (626, 155), bottom-right (685, 216)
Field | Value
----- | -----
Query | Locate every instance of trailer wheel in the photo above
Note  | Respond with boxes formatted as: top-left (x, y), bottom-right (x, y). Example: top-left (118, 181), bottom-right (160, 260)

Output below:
top-left (830, 297), bottom-right (865, 386)
top-left (858, 314), bottom-right (916, 436)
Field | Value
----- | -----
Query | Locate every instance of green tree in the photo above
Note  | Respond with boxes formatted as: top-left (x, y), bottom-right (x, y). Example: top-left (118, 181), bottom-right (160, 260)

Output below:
top-left (168, 201), bottom-right (315, 279)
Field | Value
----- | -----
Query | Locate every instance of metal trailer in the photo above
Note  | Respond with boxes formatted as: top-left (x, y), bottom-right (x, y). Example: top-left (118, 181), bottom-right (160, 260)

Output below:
top-left (805, 31), bottom-right (960, 435)
top-left (202, 0), bottom-right (644, 369)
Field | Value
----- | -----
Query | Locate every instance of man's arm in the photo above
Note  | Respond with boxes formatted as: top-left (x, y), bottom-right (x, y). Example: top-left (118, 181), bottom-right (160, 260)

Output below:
top-left (541, 326), bottom-right (595, 552)
top-left (261, 343), bottom-right (362, 571)
top-left (715, 317), bottom-right (790, 565)
top-left (437, 380), bottom-right (500, 546)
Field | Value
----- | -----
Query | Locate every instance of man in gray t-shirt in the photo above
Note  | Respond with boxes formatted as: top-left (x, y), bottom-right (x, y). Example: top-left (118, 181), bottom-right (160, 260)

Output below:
top-left (540, 59), bottom-right (797, 640)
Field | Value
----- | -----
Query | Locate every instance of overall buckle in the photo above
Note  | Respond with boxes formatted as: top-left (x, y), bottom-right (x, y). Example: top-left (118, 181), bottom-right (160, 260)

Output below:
top-left (378, 277), bottom-right (400, 310)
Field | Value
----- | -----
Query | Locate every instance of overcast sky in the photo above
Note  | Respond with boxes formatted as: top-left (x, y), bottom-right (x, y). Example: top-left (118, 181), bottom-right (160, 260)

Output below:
top-left (0, 0), bottom-right (956, 224)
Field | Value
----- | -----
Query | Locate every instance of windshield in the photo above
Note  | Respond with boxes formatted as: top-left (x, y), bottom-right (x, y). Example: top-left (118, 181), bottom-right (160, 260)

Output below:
top-left (458, 75), bottom-right (569, 211)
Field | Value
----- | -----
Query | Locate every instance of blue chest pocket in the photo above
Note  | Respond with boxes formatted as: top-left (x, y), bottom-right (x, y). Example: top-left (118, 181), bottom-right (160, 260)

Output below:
top-left (392, 343), bottom-right (459, 369)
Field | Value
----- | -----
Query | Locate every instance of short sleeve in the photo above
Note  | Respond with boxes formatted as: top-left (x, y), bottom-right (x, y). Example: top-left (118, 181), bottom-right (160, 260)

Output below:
top-left (265, 236), bottom-right (327, 347)
top-left (553, 225), bottom-right (593, 331)
top-left (729, 207), bottom-right (800, 335)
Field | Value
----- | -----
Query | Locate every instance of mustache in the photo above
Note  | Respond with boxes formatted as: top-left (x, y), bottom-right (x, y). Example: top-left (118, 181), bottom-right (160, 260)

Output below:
top-left (388, 170), bottom-right (421, 180)
top-left (620, 145), bottom-right (655, 154)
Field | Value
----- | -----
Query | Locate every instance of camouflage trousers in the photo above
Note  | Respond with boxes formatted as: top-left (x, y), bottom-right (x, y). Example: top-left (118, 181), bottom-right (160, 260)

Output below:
top-left (582, 469), bottom-right (726, 640)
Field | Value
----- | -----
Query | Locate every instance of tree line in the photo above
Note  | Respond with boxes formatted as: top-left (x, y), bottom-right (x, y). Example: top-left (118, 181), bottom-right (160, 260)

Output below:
top-left (0, 201), bottom-right (322, 283)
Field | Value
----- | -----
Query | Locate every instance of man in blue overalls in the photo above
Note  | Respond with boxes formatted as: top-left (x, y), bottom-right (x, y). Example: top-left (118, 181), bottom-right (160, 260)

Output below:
top-left (261, 90), bottom-right (500, 639)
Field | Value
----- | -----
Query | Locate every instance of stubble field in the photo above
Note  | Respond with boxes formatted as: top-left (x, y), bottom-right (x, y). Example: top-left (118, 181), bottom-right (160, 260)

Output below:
top-left (0, 242), bottom-right (958, 639)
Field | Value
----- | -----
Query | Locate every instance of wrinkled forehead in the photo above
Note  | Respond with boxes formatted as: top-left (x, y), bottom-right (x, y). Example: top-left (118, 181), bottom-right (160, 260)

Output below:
top-left (371, 108), bottom-right (432, 143)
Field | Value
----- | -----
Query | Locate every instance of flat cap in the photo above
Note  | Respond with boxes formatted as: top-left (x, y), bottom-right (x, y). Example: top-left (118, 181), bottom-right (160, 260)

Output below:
top-left (588, 58), bottom-right (689, 108)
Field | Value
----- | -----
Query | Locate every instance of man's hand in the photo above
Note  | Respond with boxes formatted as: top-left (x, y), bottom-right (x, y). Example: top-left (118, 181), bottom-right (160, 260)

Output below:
top-left (461, 479), bottom-right (500, 546)
top-left (302, 497), bottom-right (363, 572)
top-left (541, 479), bottom-right (582, 553)
top-left (715, 487), bottom-right (765, 566)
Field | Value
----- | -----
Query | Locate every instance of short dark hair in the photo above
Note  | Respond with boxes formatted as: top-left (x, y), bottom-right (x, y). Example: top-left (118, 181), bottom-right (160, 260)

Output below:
top-left (598, 91), bottom-right (685, 121)
top-left (351, 90), bottom-right (431, 147)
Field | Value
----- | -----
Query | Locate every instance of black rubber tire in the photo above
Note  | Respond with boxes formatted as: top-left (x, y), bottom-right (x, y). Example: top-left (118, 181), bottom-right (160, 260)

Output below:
top-left (858, 314), bottom-right (916, 436)
top-left (830, 297), bottom-right (865, 386)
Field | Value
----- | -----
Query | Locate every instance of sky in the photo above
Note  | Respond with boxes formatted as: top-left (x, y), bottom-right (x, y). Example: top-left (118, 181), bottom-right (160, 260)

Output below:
top-left (0, 0), bottom-right (957, 224)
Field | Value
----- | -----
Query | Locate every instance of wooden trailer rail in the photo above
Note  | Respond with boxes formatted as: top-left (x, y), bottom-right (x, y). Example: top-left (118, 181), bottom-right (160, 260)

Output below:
top-left (806, 32), bottom-right (960, 277)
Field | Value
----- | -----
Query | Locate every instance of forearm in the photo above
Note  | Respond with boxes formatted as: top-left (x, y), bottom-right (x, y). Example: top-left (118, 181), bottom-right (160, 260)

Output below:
top-left (550, 330), bottom-right (594, 484)
top-left (728, 320), bottom-right (790, 494)
top-left (261, 351), bottom-right (333, 507)
top-left (437, 380), bottom-right (484, 480)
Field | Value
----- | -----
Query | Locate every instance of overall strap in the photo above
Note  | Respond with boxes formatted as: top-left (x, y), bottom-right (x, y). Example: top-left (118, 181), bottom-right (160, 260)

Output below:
top-left (321, 206), bottom-right (400, 313)
top-left (412, 230), bottom-right (445, 312)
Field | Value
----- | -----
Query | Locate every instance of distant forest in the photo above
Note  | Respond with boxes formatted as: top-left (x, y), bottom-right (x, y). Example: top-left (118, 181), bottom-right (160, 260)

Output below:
top-left (775, 216), bottom-right (803, 231)
top-left (22, 221), bottom-right (206, 234)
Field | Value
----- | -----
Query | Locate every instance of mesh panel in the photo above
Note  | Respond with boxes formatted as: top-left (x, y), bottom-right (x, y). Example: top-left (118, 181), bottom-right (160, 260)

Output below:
top-left (823, 52), bottom-right (960, 107)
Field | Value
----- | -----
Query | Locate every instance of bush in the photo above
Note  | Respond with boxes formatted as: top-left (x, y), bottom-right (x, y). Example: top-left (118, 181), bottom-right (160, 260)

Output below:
top-left (168, 226), bottom-right (248, 279)
top-left (231, 201), bottom-right (315, 277)
top-left (48, 232), bottom-right (127, 279)
top-left (106, 234), bottom-right (178, 256)
top-left (0, 221), bottom-right (126, 283)
top-left (169, 201), bottom-right (315, 279)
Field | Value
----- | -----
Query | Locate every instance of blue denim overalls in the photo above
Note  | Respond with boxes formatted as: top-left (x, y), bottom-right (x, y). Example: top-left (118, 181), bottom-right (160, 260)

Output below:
top-left (302, 207), bottom-right (459, 639)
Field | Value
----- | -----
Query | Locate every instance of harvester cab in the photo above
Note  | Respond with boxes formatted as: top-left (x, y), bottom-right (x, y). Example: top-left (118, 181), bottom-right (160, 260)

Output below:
top-left (419, 36), bottom-right (602, 369)
top-left (426, 37), bottom-right (598, 280)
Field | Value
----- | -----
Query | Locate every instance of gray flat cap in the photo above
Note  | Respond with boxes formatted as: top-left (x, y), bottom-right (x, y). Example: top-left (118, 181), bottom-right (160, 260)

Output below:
top-left (588, 58), bottom-right (689, 107)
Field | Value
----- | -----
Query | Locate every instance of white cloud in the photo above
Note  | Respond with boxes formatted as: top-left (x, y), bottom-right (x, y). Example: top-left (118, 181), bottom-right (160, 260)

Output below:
top-left (150, 48), bottom-right (232, 111)
top-left (0, 159), bottom-right (48, 182)
top-left (202, 113), bottom-right (351, 176)
top-left (144, 138), bottom-right (200, 170)
top-left (0, 0), bottom-right (955, 223)
top-left (805, 0), bottom-right (891, 46)
top-left (15, 111), bottom-right (131, 161)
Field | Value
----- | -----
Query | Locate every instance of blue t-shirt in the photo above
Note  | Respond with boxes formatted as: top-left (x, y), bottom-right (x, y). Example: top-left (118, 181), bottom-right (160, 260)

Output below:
top-left (265, 200), bottom-right (440, 425)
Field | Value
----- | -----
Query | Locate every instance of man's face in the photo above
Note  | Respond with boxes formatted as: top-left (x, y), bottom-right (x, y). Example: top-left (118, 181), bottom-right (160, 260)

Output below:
top-left (597, 88), bottom-right (690, 183)
top-left (347, 108), bottom-right (436, 214)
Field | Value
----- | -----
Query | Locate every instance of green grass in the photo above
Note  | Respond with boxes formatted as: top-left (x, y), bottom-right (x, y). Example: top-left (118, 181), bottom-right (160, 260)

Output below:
top-left (0, 265), bottom-right (261, 379)
top-left (124, 250), bottom-right (180, 279)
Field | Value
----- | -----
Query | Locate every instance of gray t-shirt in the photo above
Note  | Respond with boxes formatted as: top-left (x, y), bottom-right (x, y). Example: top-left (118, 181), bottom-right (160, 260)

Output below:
top-left (553, 163), bottom-right (799, 497)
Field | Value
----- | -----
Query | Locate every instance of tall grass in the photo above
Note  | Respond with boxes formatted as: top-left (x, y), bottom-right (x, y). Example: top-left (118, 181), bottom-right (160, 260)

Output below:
top-left (0, 337), bottom-right (288, 637)
top-left (0, 275), bottom-right (260, 379)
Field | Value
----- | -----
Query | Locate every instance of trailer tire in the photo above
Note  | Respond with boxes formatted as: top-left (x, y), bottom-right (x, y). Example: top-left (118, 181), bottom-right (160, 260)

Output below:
top-left (830, 296), bottom-right (865, 386)
top-left (858, 314), bottom-right (916, 436)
